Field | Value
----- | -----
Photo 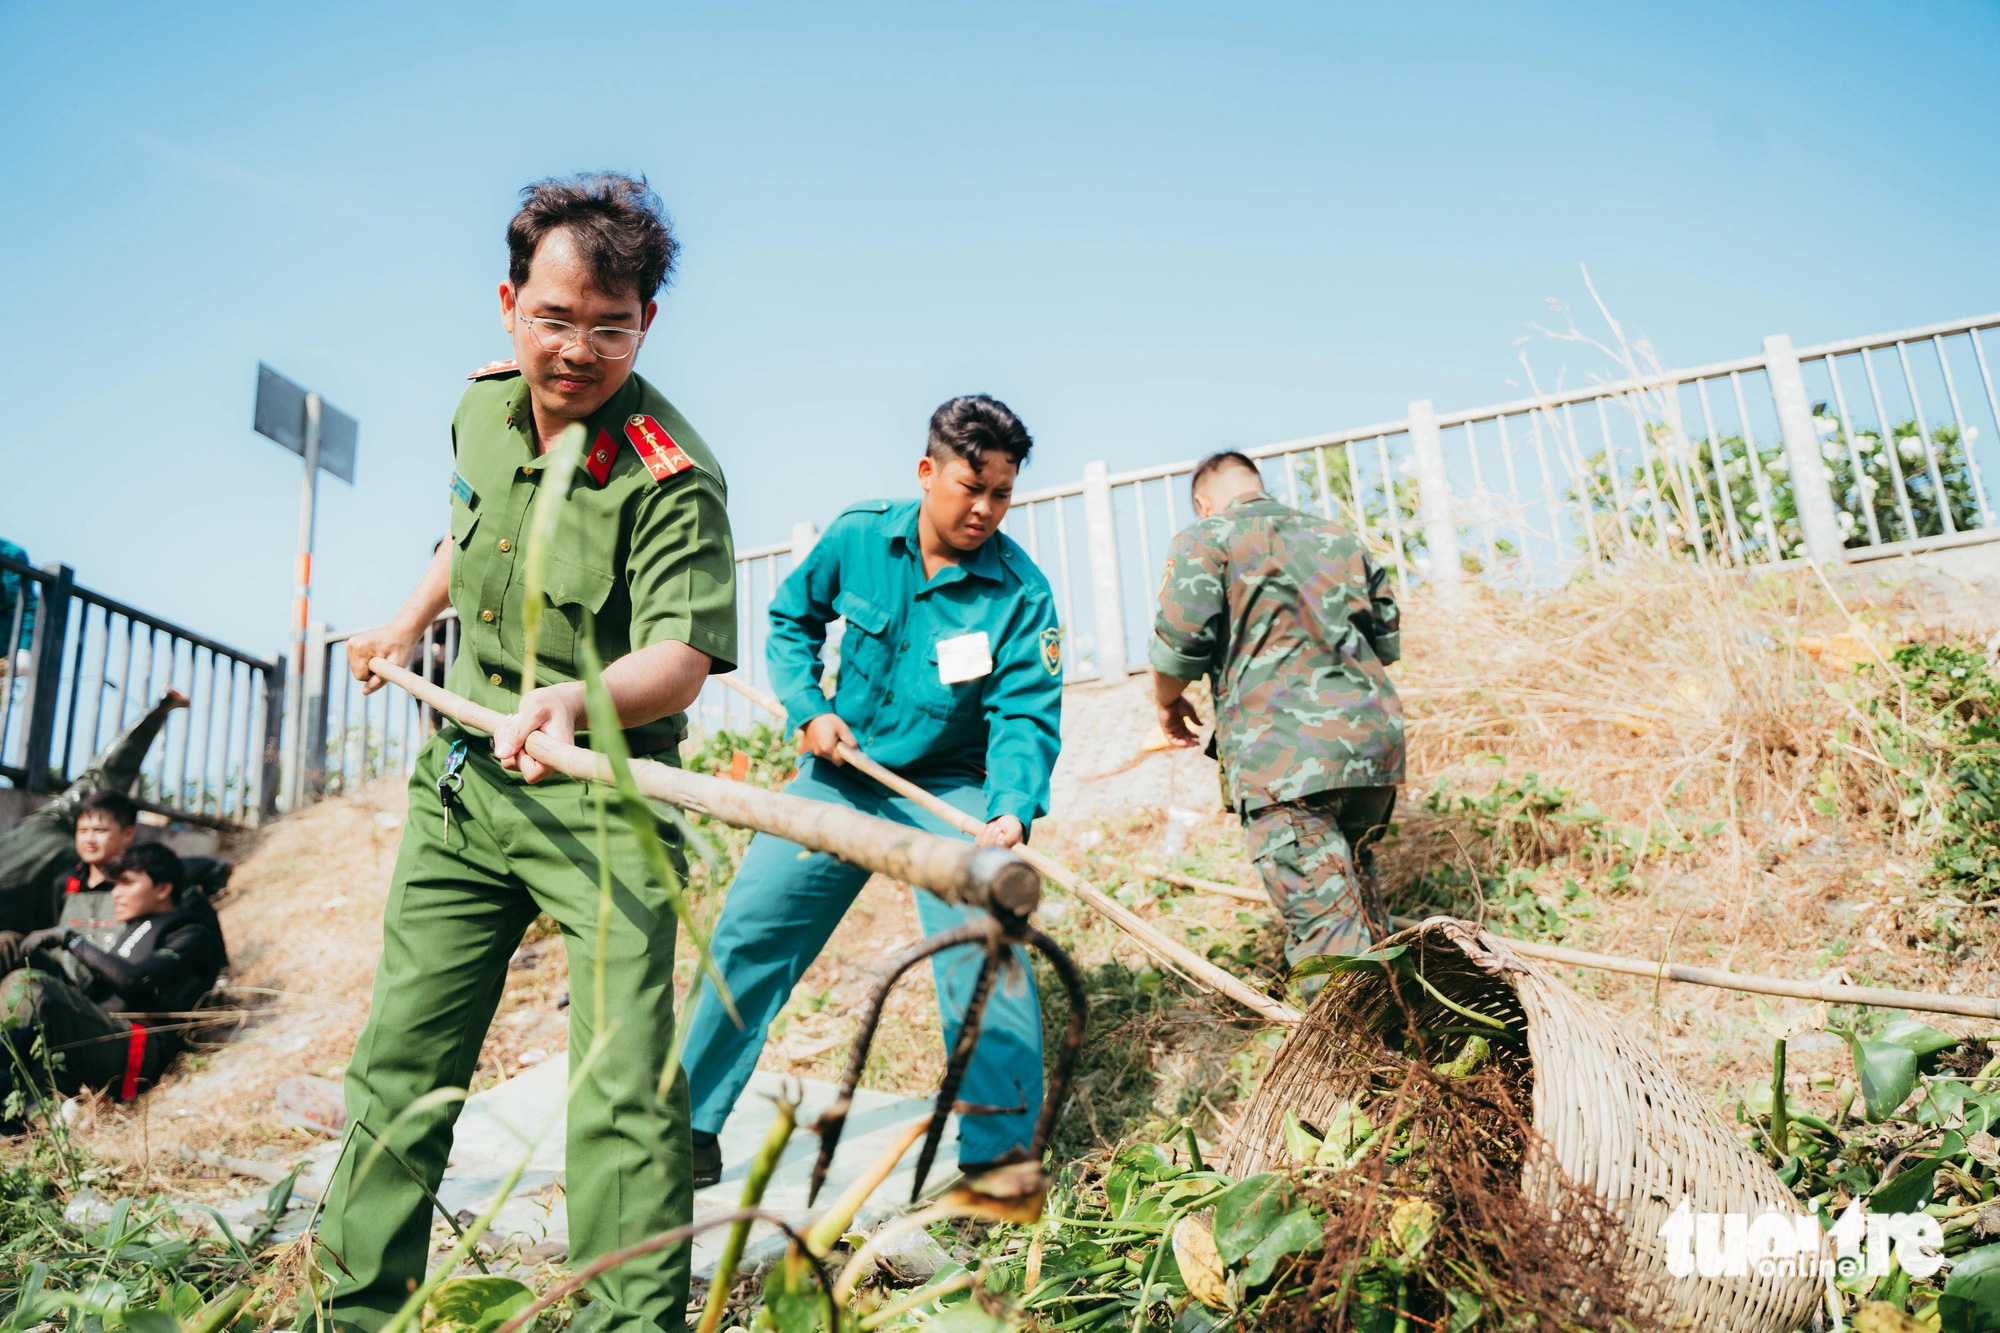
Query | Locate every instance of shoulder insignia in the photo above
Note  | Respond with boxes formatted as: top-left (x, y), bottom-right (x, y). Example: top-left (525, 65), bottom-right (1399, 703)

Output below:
top-left (624, 414), bottom-right (694, 482)
top-left (585, 430), bottom-right (618, 485)
top-left (468, 358), bottom-right (520, 380)
top-left (1039, 626), bottom-right (1064, 678)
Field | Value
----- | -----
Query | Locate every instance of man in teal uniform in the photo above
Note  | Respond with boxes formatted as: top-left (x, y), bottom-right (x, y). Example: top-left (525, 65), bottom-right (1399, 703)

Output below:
top-left (679, 394), bottom-right (1062, 1185)
top-left (318, 174), bottom-right (737, 1333)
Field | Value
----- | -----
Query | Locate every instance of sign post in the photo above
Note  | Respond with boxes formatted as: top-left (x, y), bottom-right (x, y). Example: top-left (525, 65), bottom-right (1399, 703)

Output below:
top-left (253, 363), bottom-right (357, 812)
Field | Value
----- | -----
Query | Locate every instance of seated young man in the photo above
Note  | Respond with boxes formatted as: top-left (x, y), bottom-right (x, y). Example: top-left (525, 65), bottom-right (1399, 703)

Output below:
top-left (0, 791), bottom-right (139, 974)
top-left (0, 688), bottom-right (185, 937)
top-left (0, 843), bottom-right (228, 1123)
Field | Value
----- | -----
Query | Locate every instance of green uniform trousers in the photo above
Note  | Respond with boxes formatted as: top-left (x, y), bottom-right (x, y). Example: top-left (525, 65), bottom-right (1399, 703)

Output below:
top-left (1244, 786), bottom-right (1396, 968)
top-left (317, 726), bottom-right (693, 1333)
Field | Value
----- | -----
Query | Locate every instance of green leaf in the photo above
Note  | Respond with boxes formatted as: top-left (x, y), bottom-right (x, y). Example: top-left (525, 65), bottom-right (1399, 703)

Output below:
top-left (1870, 1133), bottom-right (1963, 1215)
top-left (923, 1308), bottom-right (1014, 1333)
top-left (1281, 1109), bottom-right (1323, 1166)
top-left (1882, 1017), bottom-right (1962, 1061)
top-left (1443, 1288), bottom-right (1483, 1333)
top-left (759, 1252), bottom-right (830, 1333)
top-left (1844, 1032), bottom-right (1920, 1121)
top-left (1240, 1206), bottom-right (1322, 1286)
top-left (1212, 1174), bottom-right (1294, 1267)
top-left (119, 1311), bottom-right (178, 1333)
top-left (425, 1278), bottom-right (534, 1333)
top-left (1290, 945), bottom-right (1407, 980)
top-left (1918, 1080), bottom-right (1974, 1127)
top-left (1939, 1239), bottom-right (2000, 1332)
top-left (563, 1302), bottom-right (613, 1333)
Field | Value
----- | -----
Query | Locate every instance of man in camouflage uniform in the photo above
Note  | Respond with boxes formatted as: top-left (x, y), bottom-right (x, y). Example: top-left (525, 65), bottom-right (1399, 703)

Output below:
top-left (1150, 450), bottom-right (1405, 967)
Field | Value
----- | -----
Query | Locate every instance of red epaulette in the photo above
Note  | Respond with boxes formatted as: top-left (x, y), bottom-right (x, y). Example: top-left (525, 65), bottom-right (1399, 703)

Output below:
top-left (64, 876), bottom-right (81, 894)
top-left (624, 414), bottom-right (695, 483)
top-left (467, 359), bottom-right (521, 381)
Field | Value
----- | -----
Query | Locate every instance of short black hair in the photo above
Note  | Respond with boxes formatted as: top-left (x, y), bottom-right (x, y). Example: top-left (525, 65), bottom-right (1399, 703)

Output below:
top-left (78, 790), bottom-right (138, 829)
top-left (106, 842), bottom-right (184, 901)
top-left (1190, 450), bottom-right (1262, 499)
top-left (508, 173), bottom-right (678, 305)
top-left (927, 395), bottom-right (1033, 471)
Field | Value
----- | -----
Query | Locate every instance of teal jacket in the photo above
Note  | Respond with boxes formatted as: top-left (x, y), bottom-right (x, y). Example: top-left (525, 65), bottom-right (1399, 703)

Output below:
top-left (768, 500), bottom-right (1065, 829)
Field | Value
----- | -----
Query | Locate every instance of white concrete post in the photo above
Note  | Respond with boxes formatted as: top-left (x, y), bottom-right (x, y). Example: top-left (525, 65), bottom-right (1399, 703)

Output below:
top-left (790, 520), bottom-right (819, 566)
top-left (1765, 333), bottom-right (1846, 565)
top-left (1081, 461), bottom-right (1129, 679)
top-left (1407, 399), bottom-right (1463, 599)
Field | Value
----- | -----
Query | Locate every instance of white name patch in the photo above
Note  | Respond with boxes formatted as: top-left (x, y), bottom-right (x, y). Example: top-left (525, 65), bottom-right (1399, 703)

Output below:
top-left (936, 631), bottom-right (994, 685)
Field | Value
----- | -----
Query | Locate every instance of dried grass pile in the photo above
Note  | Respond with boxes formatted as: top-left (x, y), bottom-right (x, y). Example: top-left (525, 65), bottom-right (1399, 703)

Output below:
top-left (1377, 555), bottom-right (2000, 1095)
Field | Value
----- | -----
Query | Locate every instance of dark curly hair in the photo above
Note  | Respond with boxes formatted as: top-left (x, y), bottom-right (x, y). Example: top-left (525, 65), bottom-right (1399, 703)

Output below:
top-left (507, 172), bottom-right (678, 304)
top-left (926, 394), bottom-right (1034, 471)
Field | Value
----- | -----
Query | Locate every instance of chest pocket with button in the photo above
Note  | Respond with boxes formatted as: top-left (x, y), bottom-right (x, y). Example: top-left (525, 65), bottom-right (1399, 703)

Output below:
top-left (832, 589), bottom-right (893, 700)
top-left (537, 555), bottom-right (615, 667)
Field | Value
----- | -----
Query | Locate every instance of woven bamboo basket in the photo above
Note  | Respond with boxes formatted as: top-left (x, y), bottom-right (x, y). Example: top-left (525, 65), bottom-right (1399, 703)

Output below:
top-left (1226, 917), bottom-right (1824, 1332)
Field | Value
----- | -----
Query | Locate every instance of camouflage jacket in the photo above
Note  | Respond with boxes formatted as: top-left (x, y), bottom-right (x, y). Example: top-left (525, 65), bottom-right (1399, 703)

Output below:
top-left (1148, 493), bottom-right (1405, 813)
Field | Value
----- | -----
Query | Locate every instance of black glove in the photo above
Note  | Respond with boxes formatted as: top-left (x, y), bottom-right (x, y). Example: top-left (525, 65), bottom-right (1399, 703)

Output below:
top-left (18, 927), bottom-right (73, 956)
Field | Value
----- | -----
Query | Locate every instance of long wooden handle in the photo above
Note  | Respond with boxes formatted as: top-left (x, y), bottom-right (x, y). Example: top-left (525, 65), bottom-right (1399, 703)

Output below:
top-left (716, 674), bottom-right (1302, 1025)
top-left (367, 658), bottom-right (1040, 919)
top-left (1112, 863), bottom-right (2000, 1022)
top-left (1385, 914), bottom-right (2000, 1022)
top-left (1138, 864), bottom-right (1265, 903)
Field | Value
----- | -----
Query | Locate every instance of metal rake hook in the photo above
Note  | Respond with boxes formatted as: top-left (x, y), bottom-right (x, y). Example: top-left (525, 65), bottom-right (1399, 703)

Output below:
top-left (807, 914), bottom-right (1089, 1207)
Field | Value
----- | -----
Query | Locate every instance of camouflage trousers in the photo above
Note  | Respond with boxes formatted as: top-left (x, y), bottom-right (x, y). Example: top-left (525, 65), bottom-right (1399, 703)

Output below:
top-left (1244, 787), bottom-right (1397, 970)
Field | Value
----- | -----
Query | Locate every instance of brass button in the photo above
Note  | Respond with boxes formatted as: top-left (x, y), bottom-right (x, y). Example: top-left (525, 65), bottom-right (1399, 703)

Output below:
top-left (497, 538), bottom-right (512, 552)
top-left (481, 609), bottom-right (495, 623)
top-left (489, 672), bottom-right (503, 686)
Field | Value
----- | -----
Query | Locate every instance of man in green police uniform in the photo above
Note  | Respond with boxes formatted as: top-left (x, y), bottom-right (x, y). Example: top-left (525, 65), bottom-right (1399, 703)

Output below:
top-left (318, 174), bottom-right (737, 1333)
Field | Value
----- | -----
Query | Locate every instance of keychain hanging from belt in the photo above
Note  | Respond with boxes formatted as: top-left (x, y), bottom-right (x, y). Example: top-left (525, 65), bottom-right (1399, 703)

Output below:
top-left (437, 737), bottom-right (469, 846)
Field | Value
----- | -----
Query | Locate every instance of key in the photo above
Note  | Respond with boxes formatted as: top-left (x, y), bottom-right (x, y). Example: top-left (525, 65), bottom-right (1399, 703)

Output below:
top-left (436, 738), bottom-right (469, 847)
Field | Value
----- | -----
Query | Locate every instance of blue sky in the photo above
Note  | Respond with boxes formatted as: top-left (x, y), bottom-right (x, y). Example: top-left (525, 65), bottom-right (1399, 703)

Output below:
top-left (3, 0), bottom-right (1996, 658)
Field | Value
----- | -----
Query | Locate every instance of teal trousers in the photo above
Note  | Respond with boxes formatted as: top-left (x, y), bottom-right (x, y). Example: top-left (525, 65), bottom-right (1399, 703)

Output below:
top-left (679, 756), bottom-right (1044, 1166)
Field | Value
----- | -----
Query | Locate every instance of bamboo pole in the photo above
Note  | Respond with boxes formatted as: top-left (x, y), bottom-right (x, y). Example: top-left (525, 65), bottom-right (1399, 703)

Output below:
top-left (716, 674), bottom-right (1302, 1025)
top-left (1386, 914), bottom-right (2000, 1022)
top-left (366, 658), bottom-right (1038, 918)
top-left (1113, 862), bottom-right (2000, 1022)
top-left (1137, 864), bottom-right (1265, 904)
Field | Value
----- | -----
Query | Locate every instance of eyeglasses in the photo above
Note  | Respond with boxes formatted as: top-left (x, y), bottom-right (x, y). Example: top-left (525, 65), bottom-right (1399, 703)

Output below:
top-left (513, 310), bottom-right (643, 360)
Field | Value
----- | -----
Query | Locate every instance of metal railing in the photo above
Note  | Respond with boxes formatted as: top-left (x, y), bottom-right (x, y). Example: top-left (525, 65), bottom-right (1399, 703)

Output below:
top-left (987, 310), bottom-right (2000, 678)
top-left (304, 613), bottom-right (461, 798)
top-left (0, 554), bottom-right (284, 826)
top-left (289, 308), bottom-right (2000, 800)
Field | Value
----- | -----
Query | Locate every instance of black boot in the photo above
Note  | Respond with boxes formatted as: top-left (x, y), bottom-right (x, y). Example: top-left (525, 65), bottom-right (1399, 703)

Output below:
top-left (692, 1129), bottom-right (722, 1189)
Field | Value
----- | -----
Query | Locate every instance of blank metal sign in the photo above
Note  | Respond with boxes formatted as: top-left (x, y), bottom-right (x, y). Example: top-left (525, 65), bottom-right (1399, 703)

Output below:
top-left (254, 362), bottom-right (358, 484)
